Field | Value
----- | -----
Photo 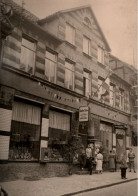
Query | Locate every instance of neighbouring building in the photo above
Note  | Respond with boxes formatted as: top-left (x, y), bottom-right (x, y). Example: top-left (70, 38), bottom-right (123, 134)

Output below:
top-left (0, 0), bottom-right (134, 179)
top-left (109, 54), bottom-right (138, 147)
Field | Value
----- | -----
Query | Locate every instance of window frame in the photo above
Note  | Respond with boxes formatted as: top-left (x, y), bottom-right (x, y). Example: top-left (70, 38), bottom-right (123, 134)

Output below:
top-left (119, 88), bottom-right (125, 110)
top-left (83, 70), bottom-right (91, 97)
top-left (45, 48), bottom-right (57, 83)
top-left (20, 35), bottom-right (36, 74)
top-left (65, 23), bottom-right (75, 45)
top-left (64, 59), bottom-right (75, 91)
top-left (83, 35), bottom-right (91, 56)
top-left (98, 77), bottom-right (105, 100)
top-left (98, 46), bottom-right (105, 65)
top-left (109, 83), bottom-right (116, 107)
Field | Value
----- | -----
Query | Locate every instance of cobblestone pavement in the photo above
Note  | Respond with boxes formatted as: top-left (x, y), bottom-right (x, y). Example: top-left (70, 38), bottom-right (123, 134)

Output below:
top-left (0, 170), bottom-right (137, 196)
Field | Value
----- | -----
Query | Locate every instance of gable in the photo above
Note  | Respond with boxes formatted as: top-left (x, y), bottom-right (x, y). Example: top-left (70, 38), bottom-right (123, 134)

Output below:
top-left (63, 7), bottom-right (110, 51)
top-left (39, 5), bottom-right (111, 52)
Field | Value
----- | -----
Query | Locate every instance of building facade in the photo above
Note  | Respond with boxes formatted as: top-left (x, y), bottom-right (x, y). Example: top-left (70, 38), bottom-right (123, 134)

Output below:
top-left (0, 1), bottom-right (133, 178)
top-left (109, 54), bottom-right (137, 146)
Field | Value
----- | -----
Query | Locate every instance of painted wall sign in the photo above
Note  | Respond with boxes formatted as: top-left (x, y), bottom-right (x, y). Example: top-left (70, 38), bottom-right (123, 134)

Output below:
top-left (79, 106), bottom-right (89, 122)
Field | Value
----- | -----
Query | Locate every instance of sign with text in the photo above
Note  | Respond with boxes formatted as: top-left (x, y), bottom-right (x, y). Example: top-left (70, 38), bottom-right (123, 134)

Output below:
top-left (79, 106), bottom-right (89, 122)
top-left (114, 124), bottom-right (127, 129)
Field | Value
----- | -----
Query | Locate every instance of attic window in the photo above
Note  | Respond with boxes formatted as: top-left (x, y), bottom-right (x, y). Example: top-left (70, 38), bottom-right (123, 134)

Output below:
top-left (84, 17), bottom-right (91, 27)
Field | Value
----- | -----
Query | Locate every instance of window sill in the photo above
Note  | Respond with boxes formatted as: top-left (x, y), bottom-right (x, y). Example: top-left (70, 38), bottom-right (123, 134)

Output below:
top-left (98, 61), bottom-right (106, 68)
top-left (82, 22), bottom-right (92, 30)
top-left (8, 160), bottom-right (39, 163)
top-left (40, 160), bottom-right (68, 163)
top-left (83, 52), bottom-right (92, 59)
top-left (65, 41), bottom-right (76, 49)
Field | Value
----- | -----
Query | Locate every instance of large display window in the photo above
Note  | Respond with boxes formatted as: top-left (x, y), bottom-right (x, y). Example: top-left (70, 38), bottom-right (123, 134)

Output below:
top-left (9, 101), bottom-right (41, 161)
top-left (47, 109), bottom-right (71, 161)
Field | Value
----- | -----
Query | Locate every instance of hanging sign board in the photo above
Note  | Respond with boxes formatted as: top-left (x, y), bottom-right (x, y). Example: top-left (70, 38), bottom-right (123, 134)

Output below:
top-left (79, 106), bottom-right (89, 122)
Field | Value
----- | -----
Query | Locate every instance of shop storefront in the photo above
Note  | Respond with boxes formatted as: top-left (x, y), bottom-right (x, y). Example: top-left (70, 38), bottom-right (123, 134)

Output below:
top-left (9, 100), bottom-right (42, 161)
top-left (44, 107), bottom-right (71, 162)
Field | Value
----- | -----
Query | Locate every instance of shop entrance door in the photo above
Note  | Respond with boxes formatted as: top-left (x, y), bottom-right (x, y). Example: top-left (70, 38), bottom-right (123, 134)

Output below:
top-left (116, 129), bottom-right (126, 161)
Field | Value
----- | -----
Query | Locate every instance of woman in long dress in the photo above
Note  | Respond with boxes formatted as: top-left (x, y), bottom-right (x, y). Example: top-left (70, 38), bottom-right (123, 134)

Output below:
top-left (109, 150), bottom-right (115, 172)
top-left (96, 151), bottom-right (103, 174)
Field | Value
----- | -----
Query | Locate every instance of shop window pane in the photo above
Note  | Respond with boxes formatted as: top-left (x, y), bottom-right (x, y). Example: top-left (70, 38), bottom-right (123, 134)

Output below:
top-left (9, 121), bottom-right (40, 161)
top-left (48, 110), bottom-right (71, 162)
top-left (49, 110), bottom-right (70, 131)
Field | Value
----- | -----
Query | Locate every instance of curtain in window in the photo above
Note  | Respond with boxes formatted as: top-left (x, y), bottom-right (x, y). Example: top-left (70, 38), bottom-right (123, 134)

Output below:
top-left (20, 46), bottom-right (35, 73)
top-left (84, 71), bottom-right (91, 97)
top-left (49, 110), bottom-right (70, 131)
top-left (45, 59), bottom-right (55, 82)
top-left (65, 69), bottom-right (73, 89)
top-left (12, 101), bottom-right (41, 125)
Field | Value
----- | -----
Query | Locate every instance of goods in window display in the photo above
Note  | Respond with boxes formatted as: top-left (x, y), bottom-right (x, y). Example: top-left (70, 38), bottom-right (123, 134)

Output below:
top-left (9, 146), bottom-right (37, 161)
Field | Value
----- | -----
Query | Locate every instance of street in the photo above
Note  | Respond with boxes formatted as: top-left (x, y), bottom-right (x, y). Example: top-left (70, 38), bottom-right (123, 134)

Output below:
top-left (79, 179), bottom-right (138, 196)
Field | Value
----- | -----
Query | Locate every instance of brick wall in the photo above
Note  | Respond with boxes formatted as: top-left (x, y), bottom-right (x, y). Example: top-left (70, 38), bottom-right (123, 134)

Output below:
top-left (0, 162), bottom-right (70, 181)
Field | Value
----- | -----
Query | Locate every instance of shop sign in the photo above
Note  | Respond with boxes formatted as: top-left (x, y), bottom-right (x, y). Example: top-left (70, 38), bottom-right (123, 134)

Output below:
top-left (114, 125), bottom-right (127, 129)
top-left (79, 106), bottom-right (89, 122)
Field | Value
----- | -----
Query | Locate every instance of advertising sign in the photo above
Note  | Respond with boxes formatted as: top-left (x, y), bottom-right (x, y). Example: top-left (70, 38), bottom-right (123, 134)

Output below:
top-left (79, 106), bottom-right (89, 122)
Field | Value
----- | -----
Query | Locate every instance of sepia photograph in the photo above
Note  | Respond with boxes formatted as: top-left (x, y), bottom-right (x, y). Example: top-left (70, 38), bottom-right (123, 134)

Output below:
top-left (0, 0), bottom-right (137, 195)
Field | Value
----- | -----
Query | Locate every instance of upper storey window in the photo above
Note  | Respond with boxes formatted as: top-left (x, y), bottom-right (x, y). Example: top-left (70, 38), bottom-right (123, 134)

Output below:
top-left (65, 23), bottom-right (75, 45)
top-left (98, 46), bottom-right (104, 65)
top-left (20, 36), bottom-right (36, 74)
top-left (45, 49), bottom-right (57, 83)
top-left (119, 88), bottom-right (125, 110)
top-left (65, 60), bottom-right (74, 90)
top-left (109, 83), bottom-right (116, 107)
top-left (83, 36), bottom-right (91, 56)
top-left (83, 70), bottom-right (91, 97)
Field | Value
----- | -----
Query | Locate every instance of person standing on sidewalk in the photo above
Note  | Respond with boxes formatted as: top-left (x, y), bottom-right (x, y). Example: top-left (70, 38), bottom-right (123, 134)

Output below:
top-left (86, 144), bottom-right (92, 175)
top-left (109, 150), bottom-right (116, 172)
top-left (128, 148), bottom-right (136, 173)
top-left (120, 152), bottom-right (128, 179)
top-left (79, 145), bottom-right (86, 170)
top-left (96, 150), bottom-right (103, 174)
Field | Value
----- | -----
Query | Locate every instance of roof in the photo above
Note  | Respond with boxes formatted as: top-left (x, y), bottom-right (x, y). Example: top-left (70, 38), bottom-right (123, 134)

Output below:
top-left (38, 4), bottom-right (111, 52)
top-left (111, 72), bottom-right (132, 87)
top-left (4, 0), bottom-right (62, 42)
top-left (109, 54), bottom-right (137, 73)
top-left (6, 0), bottom-right (39, 23)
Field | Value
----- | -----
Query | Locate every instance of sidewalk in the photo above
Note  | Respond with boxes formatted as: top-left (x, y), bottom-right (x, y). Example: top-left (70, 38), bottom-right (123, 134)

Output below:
top-left (0, 170), bottom-right (137, 196)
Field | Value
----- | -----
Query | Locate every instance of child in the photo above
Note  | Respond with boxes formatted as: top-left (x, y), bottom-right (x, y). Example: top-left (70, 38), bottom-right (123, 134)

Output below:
top-left (120, 152), bottom-right (128, 179)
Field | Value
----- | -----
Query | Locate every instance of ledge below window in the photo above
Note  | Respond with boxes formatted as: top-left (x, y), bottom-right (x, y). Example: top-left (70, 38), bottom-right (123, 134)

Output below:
top-left (64, 41), bottom-right (76, 49)
top-left (83, 52), bottom-right (92, 59)
top-left (98, 61), bottom-right (106, 68)
top-left (40, 160), bottom-right (68, 164)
